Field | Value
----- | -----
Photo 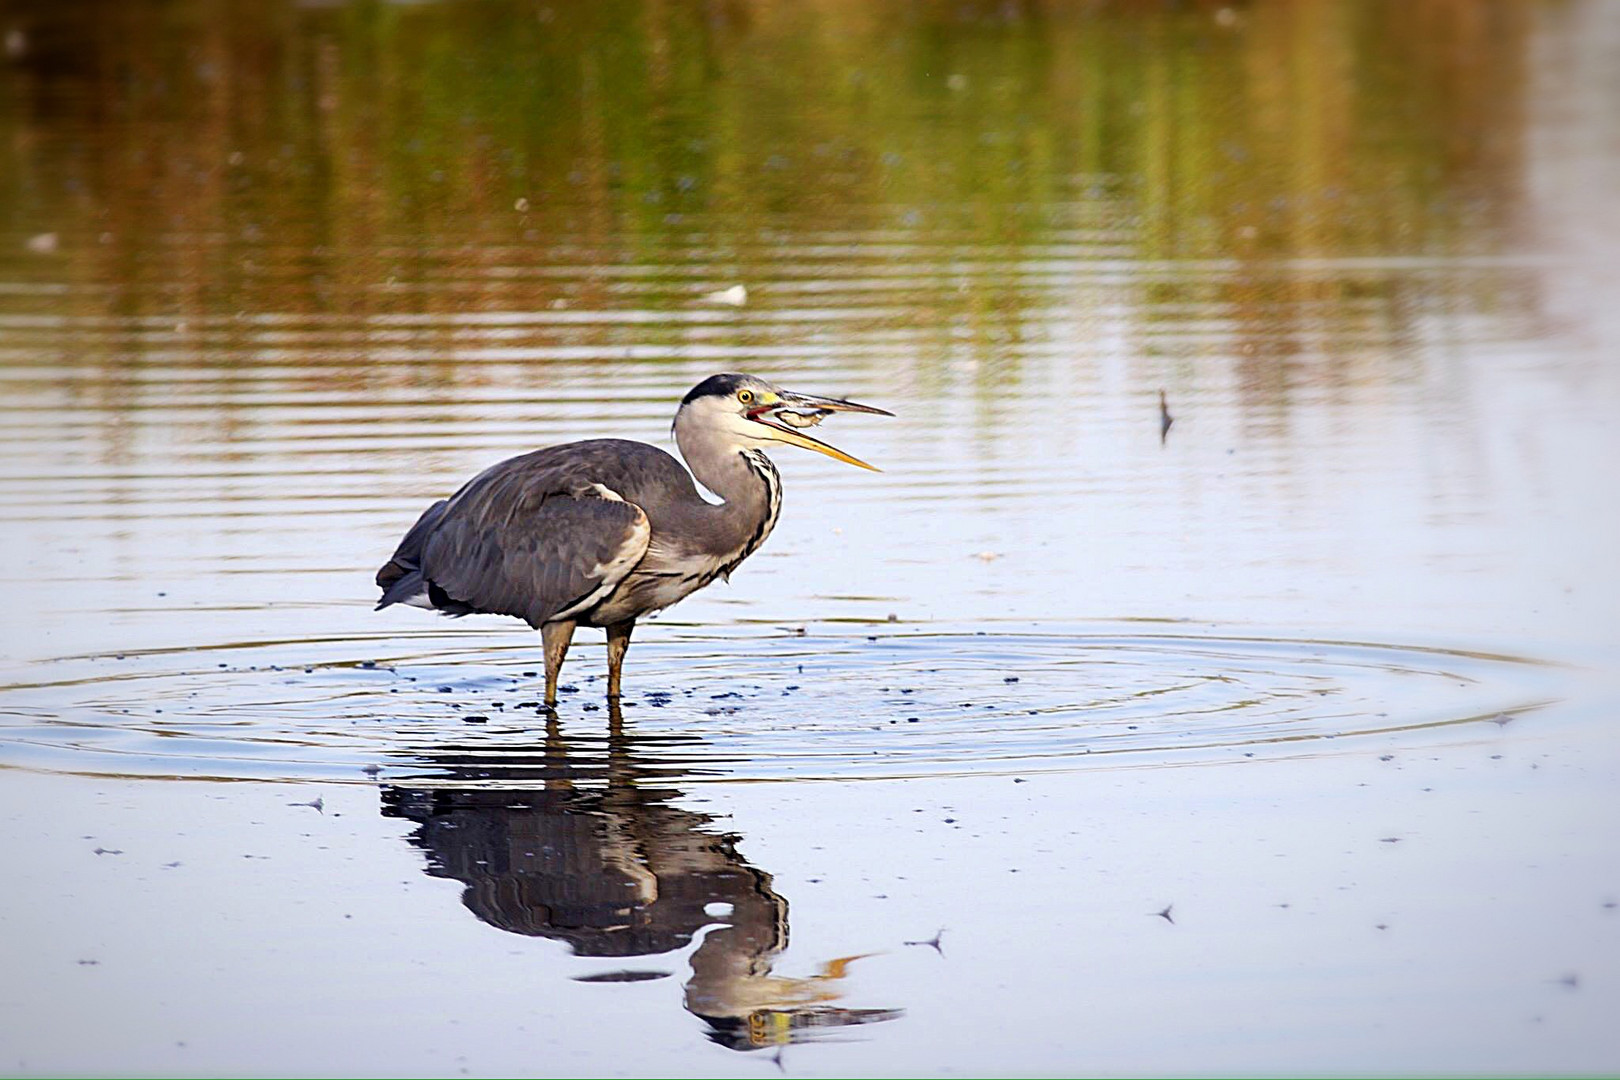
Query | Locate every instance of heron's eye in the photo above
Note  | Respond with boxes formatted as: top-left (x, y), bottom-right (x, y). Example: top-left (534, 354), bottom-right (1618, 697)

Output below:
top-left (737, 389), bottom-right (754, 405)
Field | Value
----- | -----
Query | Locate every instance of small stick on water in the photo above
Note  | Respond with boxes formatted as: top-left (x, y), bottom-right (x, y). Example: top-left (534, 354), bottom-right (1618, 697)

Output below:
top-left (1159, 390), bottom-right (1174, 445)
top-left (1152, 903), bottom-right (1175, 924)
top-left (289, 797), bottom-right (324, 813)
top-left (903, 927), bottom-right (946, 955)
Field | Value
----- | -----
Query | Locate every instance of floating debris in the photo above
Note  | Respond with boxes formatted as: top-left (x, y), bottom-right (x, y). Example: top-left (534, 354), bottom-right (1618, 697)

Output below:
top-left (703, 284), bottom-right (748, 307)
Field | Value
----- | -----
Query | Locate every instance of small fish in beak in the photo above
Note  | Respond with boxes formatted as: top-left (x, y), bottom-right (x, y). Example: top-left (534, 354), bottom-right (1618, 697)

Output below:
top-left (770, 406), bottom-right (832, 429)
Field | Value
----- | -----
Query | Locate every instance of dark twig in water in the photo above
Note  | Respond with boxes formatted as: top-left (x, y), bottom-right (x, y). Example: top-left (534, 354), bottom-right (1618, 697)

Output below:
top-left (903, 928), bottom-right (946, 955)
top-left (1159, 390), bottom-right (1174, 445)
top-left (1152, 903), bottom-right (1175, 924)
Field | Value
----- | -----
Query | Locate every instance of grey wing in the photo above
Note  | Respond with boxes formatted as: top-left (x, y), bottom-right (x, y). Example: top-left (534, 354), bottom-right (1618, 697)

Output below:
top-left (417, 459), bottom-right (651, 628)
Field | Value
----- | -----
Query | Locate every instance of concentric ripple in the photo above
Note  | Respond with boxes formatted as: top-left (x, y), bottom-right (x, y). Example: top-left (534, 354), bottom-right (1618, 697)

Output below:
top-left (0, 623), bottom-right (1563, 784)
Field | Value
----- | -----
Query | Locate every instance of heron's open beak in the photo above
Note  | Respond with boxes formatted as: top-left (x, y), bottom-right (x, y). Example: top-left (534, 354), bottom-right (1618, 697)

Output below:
top-left (747, 391), bottom-right (892, 471)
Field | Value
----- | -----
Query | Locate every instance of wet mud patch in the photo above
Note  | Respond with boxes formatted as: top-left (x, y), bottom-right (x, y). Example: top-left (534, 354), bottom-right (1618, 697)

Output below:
top-left (0, 623), bottom-right (1564, 784)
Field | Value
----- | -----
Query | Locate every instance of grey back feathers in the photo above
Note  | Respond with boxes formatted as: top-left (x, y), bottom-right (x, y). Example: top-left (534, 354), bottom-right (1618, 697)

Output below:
top-left (376, 440), bottom-right (667, 627)
top-left (375, 436), bottom-right (773, 629)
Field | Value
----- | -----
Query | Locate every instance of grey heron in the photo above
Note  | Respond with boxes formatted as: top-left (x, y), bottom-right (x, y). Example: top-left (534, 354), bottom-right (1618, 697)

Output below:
top-left (375, 374), bottom-right (890, 704)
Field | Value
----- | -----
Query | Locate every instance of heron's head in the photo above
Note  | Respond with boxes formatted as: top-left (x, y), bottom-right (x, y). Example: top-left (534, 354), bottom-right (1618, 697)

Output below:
top-left (674, 373), bottom-right (891, 471)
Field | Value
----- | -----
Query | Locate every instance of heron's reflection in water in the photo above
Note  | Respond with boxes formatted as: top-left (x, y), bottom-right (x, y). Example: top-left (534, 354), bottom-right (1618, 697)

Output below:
top-left (379, 705), bottom-right (901, 1051)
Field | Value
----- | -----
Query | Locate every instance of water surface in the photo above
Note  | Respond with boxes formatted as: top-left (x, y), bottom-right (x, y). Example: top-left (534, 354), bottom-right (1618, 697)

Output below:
top-left (1, 1), bottom-right (1617, 1074)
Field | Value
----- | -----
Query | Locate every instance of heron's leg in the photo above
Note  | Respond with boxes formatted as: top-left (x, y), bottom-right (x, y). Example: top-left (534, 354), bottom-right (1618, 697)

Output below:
top-left (605, 619), bottom-right (635, 700)
top-left (540, 619), bottom-right (576, 707)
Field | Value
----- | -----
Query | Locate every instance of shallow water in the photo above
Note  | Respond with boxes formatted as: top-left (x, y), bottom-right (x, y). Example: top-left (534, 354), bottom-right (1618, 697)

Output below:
top-left (0, 625), bottom-right (1572, 784)
top-left (2, 1), bottom-right (1619, 1074)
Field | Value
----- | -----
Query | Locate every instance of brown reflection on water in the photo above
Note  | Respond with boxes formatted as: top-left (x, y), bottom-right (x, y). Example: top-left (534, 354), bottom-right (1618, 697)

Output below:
top-left (380, 707), bottom-right (901, 1052)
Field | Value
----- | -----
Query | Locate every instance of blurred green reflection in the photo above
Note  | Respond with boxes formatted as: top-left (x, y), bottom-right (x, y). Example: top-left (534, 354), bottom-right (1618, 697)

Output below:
top-left (0, 0), bottom-right (1536, 372)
